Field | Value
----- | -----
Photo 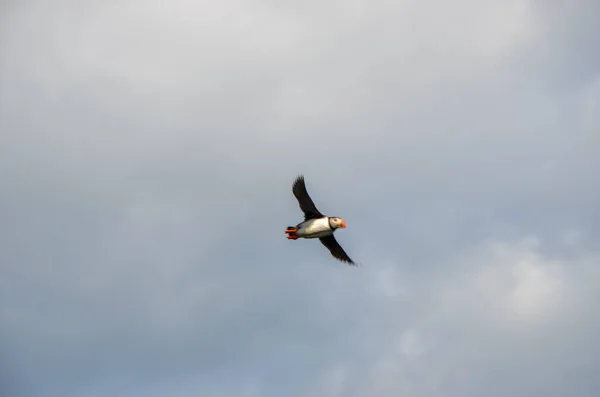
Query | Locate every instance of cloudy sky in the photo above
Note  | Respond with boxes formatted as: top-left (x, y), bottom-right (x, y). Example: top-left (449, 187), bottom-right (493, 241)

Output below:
top-left (1, 0), bottom-right (599, 396)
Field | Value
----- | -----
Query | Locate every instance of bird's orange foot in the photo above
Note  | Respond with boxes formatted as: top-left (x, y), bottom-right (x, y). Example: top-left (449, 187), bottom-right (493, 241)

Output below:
top-left (287, 235), bottom-right (299, 240)
top-left (285, 227), bottom-right (299, 234)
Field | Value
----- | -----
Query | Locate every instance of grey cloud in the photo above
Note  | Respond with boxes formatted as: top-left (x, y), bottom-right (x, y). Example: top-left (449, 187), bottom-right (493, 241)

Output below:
top-left (1, 0), bottom-right (600, 396)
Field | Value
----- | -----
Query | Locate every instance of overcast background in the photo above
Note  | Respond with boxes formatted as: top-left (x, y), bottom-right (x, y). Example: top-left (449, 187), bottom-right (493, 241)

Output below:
top-left (1, 0), bottom-right (599, 396)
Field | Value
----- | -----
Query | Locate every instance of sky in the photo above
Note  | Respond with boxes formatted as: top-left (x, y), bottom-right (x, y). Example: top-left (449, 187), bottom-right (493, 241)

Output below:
top-left (1, 0), bottom-right (599, 396)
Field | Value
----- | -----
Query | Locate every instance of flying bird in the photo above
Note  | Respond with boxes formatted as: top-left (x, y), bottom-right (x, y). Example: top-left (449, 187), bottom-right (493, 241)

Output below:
top-left (285, 175), bottom-right (356, 265)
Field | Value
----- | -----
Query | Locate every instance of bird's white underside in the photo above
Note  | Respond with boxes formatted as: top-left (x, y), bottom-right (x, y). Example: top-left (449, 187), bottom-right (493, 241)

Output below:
top-left (296, 217), bottom-right (333, 239)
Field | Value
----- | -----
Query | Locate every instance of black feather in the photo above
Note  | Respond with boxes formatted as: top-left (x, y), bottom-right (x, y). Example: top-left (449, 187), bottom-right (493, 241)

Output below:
top-left (319, 235), bottom-right (356, 265)
top-left (292, 175), bottom-right (324, 220)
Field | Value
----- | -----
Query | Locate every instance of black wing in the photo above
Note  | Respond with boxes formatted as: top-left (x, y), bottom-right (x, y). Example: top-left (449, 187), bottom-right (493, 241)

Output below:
top-left (292, 175), bottom-right (324, 220)
top-left (319, 235), bottom-right (356, 265)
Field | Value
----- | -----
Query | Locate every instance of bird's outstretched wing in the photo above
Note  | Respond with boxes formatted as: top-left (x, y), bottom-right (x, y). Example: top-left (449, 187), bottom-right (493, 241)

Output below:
top-left (292, 175), bottom-right (324, 220)
top-left (319, 235), bottom-right (356, 265)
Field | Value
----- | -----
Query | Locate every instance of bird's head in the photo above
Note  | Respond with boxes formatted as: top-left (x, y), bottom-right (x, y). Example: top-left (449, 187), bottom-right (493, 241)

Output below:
top-left (329, 217), bottom-right (347, 229)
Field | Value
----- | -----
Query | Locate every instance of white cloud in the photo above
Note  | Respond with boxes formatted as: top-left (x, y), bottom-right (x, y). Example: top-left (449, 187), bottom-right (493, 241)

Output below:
top-left (346, 234), bottom-right (600, 397)
top-left (1, 0), bottom-right (599, 396)
top-left (581, 73), bottom-right (600, 137)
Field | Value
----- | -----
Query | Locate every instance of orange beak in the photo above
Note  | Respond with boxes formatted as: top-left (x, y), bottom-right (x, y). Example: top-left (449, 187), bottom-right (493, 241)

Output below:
top-left (341, 219), bottom-right (347, 228)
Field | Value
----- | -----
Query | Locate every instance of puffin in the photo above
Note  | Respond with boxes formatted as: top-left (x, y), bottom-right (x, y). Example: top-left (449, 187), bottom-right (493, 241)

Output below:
top-left (285, 175), bottom-right (356, 265)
